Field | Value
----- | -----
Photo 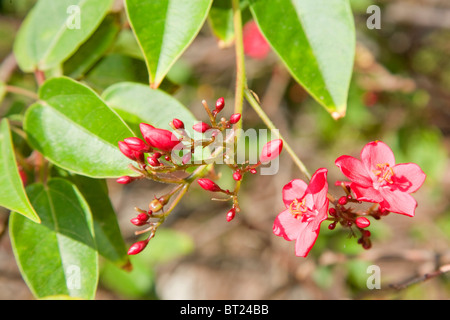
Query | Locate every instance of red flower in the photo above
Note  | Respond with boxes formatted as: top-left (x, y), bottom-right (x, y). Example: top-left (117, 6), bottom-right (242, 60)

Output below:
top-left (273, 168), bottom-right (329, 257)
top-left (335, 141), bottom-right (426, 217)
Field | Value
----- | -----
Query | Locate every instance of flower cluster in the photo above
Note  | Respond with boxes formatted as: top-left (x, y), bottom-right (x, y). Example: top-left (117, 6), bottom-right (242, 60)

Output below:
top-left (116, 97), bottom-right (284, 255)
top-left (273, 141), bottom-right (426, 257)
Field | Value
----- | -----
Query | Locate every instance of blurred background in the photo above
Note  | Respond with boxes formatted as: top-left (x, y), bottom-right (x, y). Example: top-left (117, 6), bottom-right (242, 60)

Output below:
top-left (0, 0), bottom-right (449, 299)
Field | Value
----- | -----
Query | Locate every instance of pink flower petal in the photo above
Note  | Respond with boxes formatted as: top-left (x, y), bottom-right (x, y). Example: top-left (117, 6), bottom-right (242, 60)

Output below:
top-left (273, 209), bottom-right (302, 241)
top-left (307, 168), bottom-right (329, 209)
top-left (360, 141), bottom-right (396, 174)
top-left (350, 183), bottom-right (384, 203)
top-left (379, 188), bottom-right (417, 217)
top-left (294, 224), bottom-right (320, 257)
top-left (392, 163), bottom-right (426, 194)
top-left (282, 179), bottom-right (308, 208)
top-left (335, 155), bottom-right (373, 187)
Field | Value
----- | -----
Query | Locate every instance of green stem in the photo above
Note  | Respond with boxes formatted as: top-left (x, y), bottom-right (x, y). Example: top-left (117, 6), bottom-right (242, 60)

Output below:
top-left (232, 0), bottom-right (246, 131)
top-left (5, 85), bottom-right (38, 100)
top-left (244, 88), bottom-right (312, 180)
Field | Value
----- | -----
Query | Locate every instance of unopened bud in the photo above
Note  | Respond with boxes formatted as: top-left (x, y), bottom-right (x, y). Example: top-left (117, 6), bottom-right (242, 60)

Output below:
top-left (130, 217), bottom-right (147, 226)
top-left (171, 118), bottom-right (185, 129)
top-left (193, 122), bottom-right (211, 133)
top-left (124, 137), bottom-right (151, 152)
top-left (260, 139), bottom-right (283, 163)
top-left (116, 176), bottom-right (135, 184)
top-left (118, 141), bottom-right (137, 161)
top-left (215, 97), bottom-right (225, 113)
top-left (338, 196), bottom-right (348, 205)
top-left (136, 213), bottom-right (149, 222)
top-left (226, 208), bottom-right (236, 222)
top-left (147, 156), bottom-right (160, 167)
top-left (127, 240), bottom-right (149, 255)
top-left (197, 178), bottom-right (222, 192)
top-left (355, 216), bottom-right (371, 229)
top-left (229, 113), bottom-right (241, 124)
top-left (140, 123), bottom-right (180, 152)
top-left (232, 170), bottom-right (242, 181)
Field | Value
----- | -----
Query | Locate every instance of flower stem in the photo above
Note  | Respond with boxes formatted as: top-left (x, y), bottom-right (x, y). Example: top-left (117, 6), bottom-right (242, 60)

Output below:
top-left (5, 85), bottom-right (38, 100)
top-left (232, 0), bottom-right (246, 132)
top-left (243, 88), bottom-right (312, 180)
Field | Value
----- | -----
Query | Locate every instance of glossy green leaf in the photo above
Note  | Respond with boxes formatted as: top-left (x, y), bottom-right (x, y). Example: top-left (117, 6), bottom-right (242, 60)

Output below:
top-left (208, 0), bottom-right (235, 46)
top-left (0, 119), bottom-right (39, 223)
top-left (249, 0), bottom-right (355, 118)
top-left (124, 0), bottom-right (213, 88)
top-left (14, 0), bottom-right (114, 72)
top-left (84, 54), bottom-right (149, 91)
top-left (24, 77), bottom-right (135, 178)
top-left (63, 14), bottom-right (121, 79)
top-left (102, 82), bottom-right (198, 135)
top-left (9, 179), bottom-right (98, 299)
top-left (68, 174), bottom-right (129, 268)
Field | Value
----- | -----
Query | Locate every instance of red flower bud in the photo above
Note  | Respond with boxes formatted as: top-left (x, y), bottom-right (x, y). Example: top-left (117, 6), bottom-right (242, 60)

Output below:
top-left (226, 208), bottom-right (236, 222)
top-left (147, 156), bottom-right (160, 167)
top-left (124, 137), bottom-right (151, 152)
top-left (127, 240), bottom-right (149, 255)
top-left (172, 118), bottom-right (185, 129)
top-left (197, 178), bottom-right (222, 192)
top-left (338, 196), bottom-right (348, 205)
top-left (140, 123), bottom-right (180, 152)
top-left (118, 141), bottom-right (137, 161)
top-left (355, 217), bottom-right (371, 229)
top-left (232, 170), bottom-right (242, 181)
top-left (130, 217), bottom-right (147, 226)
top-left (229, 113), bottom-right (241, 124)
top-left (139, 123), bottom-right (155, 139)
top-left (215, 97), bottom-right (225, 113)
top-left (193, 122), bottom-right (211, 133)
top-left (260, 139), bottom-right (283, 163)
top-left (136, 213), bottom-right (149, 222)
top-left (116, 176), bottom-right (135, 184)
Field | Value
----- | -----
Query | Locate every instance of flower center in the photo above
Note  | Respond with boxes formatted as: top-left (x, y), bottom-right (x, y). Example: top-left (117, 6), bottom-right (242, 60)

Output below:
top-left (373, 163), bottom-right (394, 185)
top-left (289, 198), bottom-right (308, 220)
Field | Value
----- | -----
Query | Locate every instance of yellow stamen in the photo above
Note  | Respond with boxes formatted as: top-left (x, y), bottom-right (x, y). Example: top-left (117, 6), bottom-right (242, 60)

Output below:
top-left (373, 163), bottom-right (394, 184)
top-left (289, 198), bottom-right (308, 219)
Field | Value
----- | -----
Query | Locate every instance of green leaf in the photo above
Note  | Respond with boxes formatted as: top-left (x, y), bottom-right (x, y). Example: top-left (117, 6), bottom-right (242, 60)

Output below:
top-left (0, 119), bottom-right (39, 223)
top-left (124, 0), bottom-right (213, 88)
top-left (63, 14), bottom-right (121, 79)
top-left (84, 54), bottom-right (149, 91)
top-left (208, 0), bottom-right (235, 46)
top-left (9, 178), bottom-right (98, 299)
top-left (249, 0), bottom-right (355, 118)
top-left (67, 174), bottom-right (129, 268)
top-left (102, 82), bottom-right (198, 135)
top-left (23, 77), bottom-right (136, 178)
top-left (14, 0), bottom-right (114, 72)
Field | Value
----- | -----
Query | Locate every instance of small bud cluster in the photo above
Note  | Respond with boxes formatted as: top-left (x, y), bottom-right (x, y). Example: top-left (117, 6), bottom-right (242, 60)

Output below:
top-left (325, 183), bottom-right (380, 250)
top-left (117, 97), bottom-right (284, 254)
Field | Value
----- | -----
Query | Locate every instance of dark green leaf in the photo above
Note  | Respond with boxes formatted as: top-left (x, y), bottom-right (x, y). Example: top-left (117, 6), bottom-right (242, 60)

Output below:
top-left (63, 14), bottom-right (121, 79)
top-left (9, 179), bottom-right (98, 299)
top-left (0, 119), bottom-right (39, 222)
top-left (249, 0), bottom-right (355, 118)
top-left (124, 0), bottom-right (213, 88)
top-left (14, 0), bottom-right (114, 72)
top-left (68, 174), bottom-right (129, 268)
top-left (24, 77), bottom-right (136, 178)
